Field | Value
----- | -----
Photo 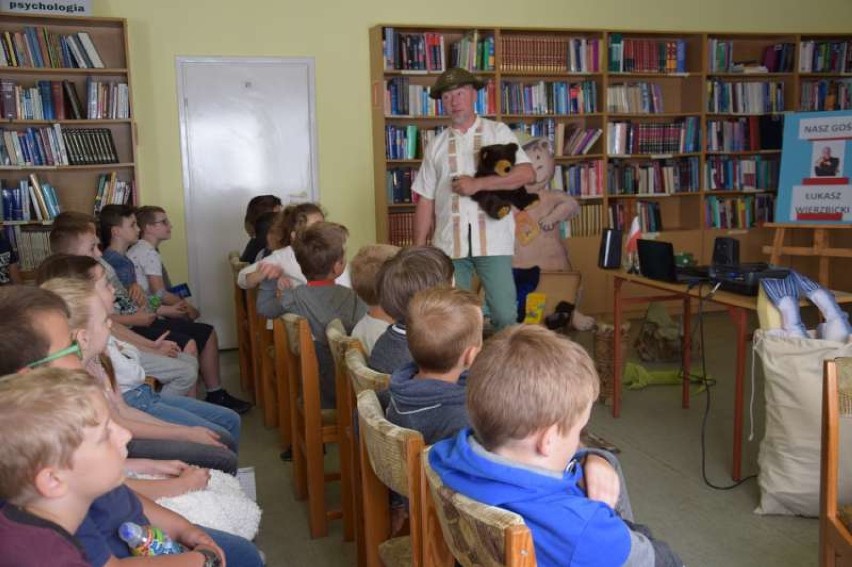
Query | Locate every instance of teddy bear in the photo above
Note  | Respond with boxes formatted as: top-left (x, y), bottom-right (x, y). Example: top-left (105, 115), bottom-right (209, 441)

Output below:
top-left (472, 143), bottom-right (539, 219)
top-left (512, 135), bottom-right (595, 331)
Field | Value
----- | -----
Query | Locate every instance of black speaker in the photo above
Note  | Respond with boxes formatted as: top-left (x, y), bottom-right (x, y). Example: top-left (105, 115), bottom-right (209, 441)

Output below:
top-left (598, 228), bottom-right (623, 269)
top-left (712, 237), bottom-right (740, 266)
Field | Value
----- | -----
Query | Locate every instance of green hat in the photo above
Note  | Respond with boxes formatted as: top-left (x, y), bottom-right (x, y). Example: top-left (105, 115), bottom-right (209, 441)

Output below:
top-left (429, 67), bottom-right (486, 100)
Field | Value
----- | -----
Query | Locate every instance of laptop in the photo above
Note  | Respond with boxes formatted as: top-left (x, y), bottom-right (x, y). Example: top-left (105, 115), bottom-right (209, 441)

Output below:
top-left (637, 239), bottom-right (709, 284)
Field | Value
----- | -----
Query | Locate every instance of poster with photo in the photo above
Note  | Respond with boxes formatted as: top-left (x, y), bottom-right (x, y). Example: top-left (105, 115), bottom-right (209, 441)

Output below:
top-left (776, 110), bottom-right (852, 224)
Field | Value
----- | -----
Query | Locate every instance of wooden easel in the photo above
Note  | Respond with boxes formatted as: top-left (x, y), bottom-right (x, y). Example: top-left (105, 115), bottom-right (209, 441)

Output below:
top-left (762, 223), bottom-right (852, 287)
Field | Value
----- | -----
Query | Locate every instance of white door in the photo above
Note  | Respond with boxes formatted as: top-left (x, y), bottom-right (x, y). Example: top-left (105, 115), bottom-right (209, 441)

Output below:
top-left (176, 57), bottom-right (318, 348)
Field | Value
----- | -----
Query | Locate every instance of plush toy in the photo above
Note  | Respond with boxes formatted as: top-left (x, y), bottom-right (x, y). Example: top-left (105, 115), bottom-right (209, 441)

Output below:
top-left (512, 135), bottom-right (595, 331)
top-left (472, 143), bottom-right (539, 219)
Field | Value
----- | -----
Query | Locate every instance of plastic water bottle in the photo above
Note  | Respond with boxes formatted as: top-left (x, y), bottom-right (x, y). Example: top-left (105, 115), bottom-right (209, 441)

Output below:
top-left (118, 522), bottom-right (185, 556)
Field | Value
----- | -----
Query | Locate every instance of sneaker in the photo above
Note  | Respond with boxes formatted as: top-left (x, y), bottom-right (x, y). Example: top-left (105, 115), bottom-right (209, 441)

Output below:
top-left (205, 389), bottom-right (252, 414)
top-left (279, 447), bottom-right (292, 462)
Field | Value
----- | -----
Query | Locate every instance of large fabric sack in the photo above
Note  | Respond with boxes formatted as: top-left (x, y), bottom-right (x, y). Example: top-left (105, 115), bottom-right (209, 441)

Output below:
top-left (754, 331), bottom-right (852, 516)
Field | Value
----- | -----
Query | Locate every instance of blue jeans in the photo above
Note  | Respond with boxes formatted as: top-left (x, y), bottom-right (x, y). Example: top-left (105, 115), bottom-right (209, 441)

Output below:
top-left (453, 255), bottom-right (517, 330)
top-left (123, 385), bottom-right (241, 452)
top-left (202, 525), bottom-right (264, 567)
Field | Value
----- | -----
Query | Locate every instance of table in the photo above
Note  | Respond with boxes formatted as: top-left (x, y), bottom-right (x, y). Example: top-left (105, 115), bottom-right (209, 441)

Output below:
top-left (610, 270), bottom-right (852, 481)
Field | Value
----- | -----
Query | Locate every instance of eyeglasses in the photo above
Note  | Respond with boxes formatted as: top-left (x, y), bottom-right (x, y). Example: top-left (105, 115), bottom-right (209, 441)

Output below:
top-left (151, 218), bottom-right (171, 226)
top-left (26, 340), bottom-right (84, 368)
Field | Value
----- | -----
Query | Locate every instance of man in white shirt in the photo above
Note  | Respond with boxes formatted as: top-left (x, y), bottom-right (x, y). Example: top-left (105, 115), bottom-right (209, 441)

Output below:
top-left (412, 68), bottom-right (535, 330)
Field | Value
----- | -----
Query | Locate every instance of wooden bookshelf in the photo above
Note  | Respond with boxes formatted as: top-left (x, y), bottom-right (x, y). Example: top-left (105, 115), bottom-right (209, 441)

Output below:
top-left (370, 26), bottom-right (852, 315)
top-left (0, 13), bottom-right (137, 273)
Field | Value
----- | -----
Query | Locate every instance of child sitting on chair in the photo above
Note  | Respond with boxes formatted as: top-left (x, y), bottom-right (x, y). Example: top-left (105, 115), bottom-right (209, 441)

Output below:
top-left (430, 325), bottom-right (683, 567)
top-left (349, 244), bottom-right (399, 355)
top-left (264, 221), bottom-right (366, 408)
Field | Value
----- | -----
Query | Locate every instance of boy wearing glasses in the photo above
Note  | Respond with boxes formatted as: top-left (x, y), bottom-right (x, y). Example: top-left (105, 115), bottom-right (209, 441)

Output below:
top-left (127, 206), bottom-right (251, 413)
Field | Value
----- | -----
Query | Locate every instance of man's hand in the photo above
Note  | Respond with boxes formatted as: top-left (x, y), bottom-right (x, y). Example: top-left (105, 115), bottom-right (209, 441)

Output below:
top-left (582, 454), bottom-right (620, 509)
top-left (182, 426), bottom-right (226, 449)
top-left (157, 304), bottom-right (186, 319)
top-left (451, 175), bottom-right (480, 196)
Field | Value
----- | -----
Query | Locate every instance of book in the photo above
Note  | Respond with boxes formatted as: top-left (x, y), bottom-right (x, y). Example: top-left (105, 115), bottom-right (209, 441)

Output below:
top-left (76, 32), bottom-right (104, 68)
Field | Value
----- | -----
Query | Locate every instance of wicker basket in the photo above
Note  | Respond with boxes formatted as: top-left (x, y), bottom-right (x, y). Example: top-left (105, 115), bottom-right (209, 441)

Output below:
top-left (593, 321), bottom-right (630, 405)
top-left (840, 389), bottom-right (852, 417)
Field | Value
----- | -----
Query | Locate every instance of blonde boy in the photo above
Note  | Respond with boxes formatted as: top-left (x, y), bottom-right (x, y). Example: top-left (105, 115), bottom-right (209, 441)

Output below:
top-left (430, 325), bottom-right (683, 567)
top-left (0, 369), bottom-right (132, 567)
top-left (349, 244), bottom-right (399, 355)
top-left (386, 287), bottom-right (482, 444)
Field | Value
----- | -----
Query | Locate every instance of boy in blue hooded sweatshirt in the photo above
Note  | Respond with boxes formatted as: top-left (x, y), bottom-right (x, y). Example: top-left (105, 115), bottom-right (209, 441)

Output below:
top-left (430, 325), bottom-right (683, 567)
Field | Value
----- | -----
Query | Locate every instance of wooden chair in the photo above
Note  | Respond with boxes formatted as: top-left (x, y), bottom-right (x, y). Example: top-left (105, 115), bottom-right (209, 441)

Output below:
top-left (421, 446), bottom-right (537, 567)
top-left (272, 317), bottom-right (293, 449)
top-left (228, 254), bottom-right (255, 393)
top-left (282, 313), bottom-right (344, 538)
top-left (821, 358), bottom-right (852, 567)
top-left (345, 347), bottom-right (391, 566)
top-left (326, 319), bottom-right (362, 542)
top-left (357, 389), bottom-right (425, 567)
top-left (244, 287), bottom-right (277, 428)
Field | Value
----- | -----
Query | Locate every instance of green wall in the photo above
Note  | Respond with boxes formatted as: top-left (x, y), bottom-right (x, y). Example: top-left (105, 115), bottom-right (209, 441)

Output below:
top-left (96, 0), bottom-right (852, 280)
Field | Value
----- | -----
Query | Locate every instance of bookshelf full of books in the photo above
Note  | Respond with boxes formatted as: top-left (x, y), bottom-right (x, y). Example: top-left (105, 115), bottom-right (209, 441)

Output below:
top-left (0, 13), bottom-right (137, 275)
top-left (370, 26), bottom-right (852, 315)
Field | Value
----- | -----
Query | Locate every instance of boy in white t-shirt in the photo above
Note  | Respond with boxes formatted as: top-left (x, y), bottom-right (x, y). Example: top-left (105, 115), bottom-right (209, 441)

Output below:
top-left (128, 206), bottom-right (251, 414)
top-left (349, 244), bottom-right (399, 355)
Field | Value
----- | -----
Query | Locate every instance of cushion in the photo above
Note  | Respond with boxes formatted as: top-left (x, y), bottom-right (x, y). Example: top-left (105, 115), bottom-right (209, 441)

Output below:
top-left (754, 332), bottom-right (852, 516)
top-left (377, 536), bottom-right (412, 567)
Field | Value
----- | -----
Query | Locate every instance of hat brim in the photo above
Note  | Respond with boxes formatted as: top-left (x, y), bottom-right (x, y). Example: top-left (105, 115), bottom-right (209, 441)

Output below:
top-left (429, 77), bottom-right (486, 100)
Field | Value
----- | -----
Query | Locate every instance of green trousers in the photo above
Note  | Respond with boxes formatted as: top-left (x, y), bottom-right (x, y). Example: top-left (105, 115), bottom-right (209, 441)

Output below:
top-left (452, 255), bottom-right (517, 330)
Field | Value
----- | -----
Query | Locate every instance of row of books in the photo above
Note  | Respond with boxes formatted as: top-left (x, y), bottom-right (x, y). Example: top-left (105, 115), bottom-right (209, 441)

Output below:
top-left (607, 118), bottom-right (700, 155)
top-left (705, 115), bottom-right (784, 152)
top-left (499, 35), bottom-right (601, 73)
top-left (708, 40), bottom-right (794, 73)
top-left (384, 125), bottom-right (444, 160)
top-left (704, 156), bottom-right (780, 191)
top-left (507, 119), bottom-right (560, 148)
top-left (449, 31), bottom-right (494, 72)
top-left (0, 78), bottom-right (129, 121)
top-left (608, 201), bottom-right (664, 232)
top-left (2, 225), bottom-right (50, 271)
top-left (606, 82), bottom-right (665, 114)
top-left (1, 174), bottom-right (61, 222)
top-left (608, 36), bottom-right (687, 74)
top-left (557, 125), bottom-right (603, 157)
top-left (706, 80), bottom-right (785, 114)
top-left (799, 40), bottom-right (852, 74)
top-left (0, 28), bottom-right (104, 69)
top-left (384, 77), bottom-right (445, 117)
top-left (799, 79), bottom-right (852, 112)
top-left (552, 160), bottom-right (604, 197)
top-left (607, 157), bottom-right (700, 195)
top-left (0, 125), bottom-right (119, 167)
top-left (500, 80), bottom-right (597, 115)
top-left (705, 194), bottom-right (774, 229)
top-left (564, 202), bottom-right (603, 237)
top-left (382, 29), bottom-right (445, 72)
top-left (93, 172), bottom-right (133, 214)
top-left (387, 211), bottom-right (415, 247)
top-left (385, 167), bottom-right (418, 204)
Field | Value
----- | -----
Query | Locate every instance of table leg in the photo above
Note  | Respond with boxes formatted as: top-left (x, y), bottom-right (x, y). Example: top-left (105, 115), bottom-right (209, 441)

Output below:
top-left (613, 277), bottom-right (624, 418)
top-left (682, 296), bottom-right (691, 409)
top-left (729, 306), bottom-right (747, 482)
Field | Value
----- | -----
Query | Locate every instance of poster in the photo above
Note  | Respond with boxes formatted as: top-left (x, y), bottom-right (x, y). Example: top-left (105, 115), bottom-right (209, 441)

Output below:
top-left (775, 110), bottom-right (852, 224)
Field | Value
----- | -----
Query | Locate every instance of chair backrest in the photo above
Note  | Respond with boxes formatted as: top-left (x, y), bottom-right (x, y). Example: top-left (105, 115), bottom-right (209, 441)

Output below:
top-left (421, 446), bottom-right (536, 567)
top-left (326, 319), bottom-right (363, 414)
top-left (345, 347), bottom-right (390, 395)
top-left (821, 357), bottom-right (852, 566)
top-left (357, 389), bottom-right (425, 566)
top-left (283, 313), bottom-right (323, 431)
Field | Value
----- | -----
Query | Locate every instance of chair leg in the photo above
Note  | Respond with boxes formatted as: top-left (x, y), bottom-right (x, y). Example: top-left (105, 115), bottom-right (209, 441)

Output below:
top-left (339, 426), bottom-right (354, 542)
top-left (291, 428), bottom-right (308, 501)
top-left (306, 437), bottom-right (328, 538)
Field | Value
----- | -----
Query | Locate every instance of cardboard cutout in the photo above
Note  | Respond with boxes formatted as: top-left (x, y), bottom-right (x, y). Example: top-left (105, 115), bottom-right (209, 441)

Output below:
top-left (513, 136), bottom-right (595, 330)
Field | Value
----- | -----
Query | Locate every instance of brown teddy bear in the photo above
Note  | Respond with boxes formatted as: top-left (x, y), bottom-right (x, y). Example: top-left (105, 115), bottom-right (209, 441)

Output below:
top-left (472, 143), bottom-right (539, 219)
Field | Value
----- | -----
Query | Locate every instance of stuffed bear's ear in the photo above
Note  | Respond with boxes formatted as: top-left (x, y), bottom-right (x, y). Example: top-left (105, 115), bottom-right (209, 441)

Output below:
top-left (507, 143), bottom-right (518, 153)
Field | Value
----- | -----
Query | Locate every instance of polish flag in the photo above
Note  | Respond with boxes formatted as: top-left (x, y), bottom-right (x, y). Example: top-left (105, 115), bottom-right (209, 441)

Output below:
top-left (625, 215), bottom-right (642, 254)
